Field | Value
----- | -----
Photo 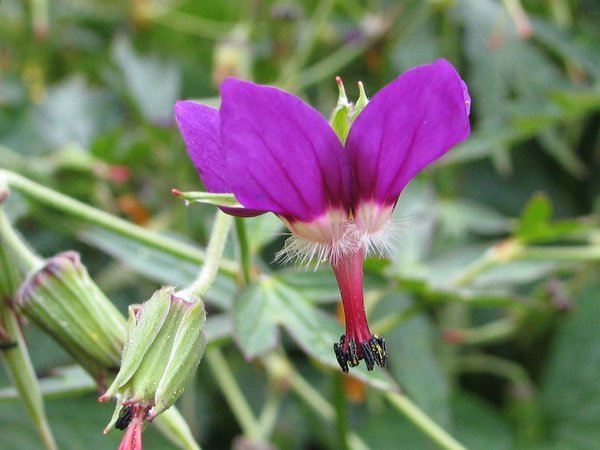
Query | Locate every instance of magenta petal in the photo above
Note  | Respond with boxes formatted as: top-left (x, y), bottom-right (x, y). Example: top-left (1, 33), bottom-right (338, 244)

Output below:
top-left (346, 59), bottom-right (471, 209)
top-left (220, 78), bottom-right (350, 221)
top-left (174, 101), bottom-right (230, 193)
top-left (174, 100), bottom-right (264, 217)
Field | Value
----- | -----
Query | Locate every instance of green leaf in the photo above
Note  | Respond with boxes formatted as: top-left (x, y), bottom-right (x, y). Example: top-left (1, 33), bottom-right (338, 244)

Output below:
top-left (519, 193), bottom-right (554, 236)
top-left (516, 193), bottom-right (583, 242)
top-left (452, 392), bottom-right (515, 450)
top-left (232, 280), bottom-right (280, 359)
top-left (232, 276), bottom-right (397, 390)
top-left (376, 292), bottom-right (450, 425)
top-left (79, 227), bottom-right (200, 286)
top-left (540, 280), bottom-right (600, 449)
top-left (112, 37), bottom-right (181, 123)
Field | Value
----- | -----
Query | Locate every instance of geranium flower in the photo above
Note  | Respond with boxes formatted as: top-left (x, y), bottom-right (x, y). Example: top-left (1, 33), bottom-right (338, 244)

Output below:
top-left (174, 59), bottom-right (471, 372)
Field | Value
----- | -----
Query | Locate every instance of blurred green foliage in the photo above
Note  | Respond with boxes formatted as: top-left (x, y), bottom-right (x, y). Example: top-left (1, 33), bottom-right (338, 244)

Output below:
top-left (1, 0), bottom-right (600, 449)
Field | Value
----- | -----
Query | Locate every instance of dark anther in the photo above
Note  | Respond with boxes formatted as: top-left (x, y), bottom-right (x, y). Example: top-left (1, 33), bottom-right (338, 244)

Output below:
top-left (346, 337), bottom-right (359, 367)
top-left (333, 334), bottom-right (389, 373)
top-left (372, 335), bottom-right (388, 367)
top-left (115, 406), bottom-right (134, 430)
top-left (361, 341), bottom-right (375, 371)
top-left (334, 339), bottom-right (349, 373)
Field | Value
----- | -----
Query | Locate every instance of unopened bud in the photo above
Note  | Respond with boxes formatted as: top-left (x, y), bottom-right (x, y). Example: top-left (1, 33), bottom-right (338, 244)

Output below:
top-left (16, 251), bottom-right (126, 380)
top-left (100, 286), bottom-right (206, 434)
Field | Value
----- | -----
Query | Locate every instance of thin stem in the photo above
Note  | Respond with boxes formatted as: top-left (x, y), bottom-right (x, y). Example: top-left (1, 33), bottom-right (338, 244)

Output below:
top-left (0, 206), bottom-right (43, 272)
top-left (333, 373), bottom-right (350, 450)
top-left (257, 384), bottom-right (281, 440)
top-left (386, 392), bottom-right (467, 450)
top-left (177, 211), bottom-right (233, 299)
top-left (234, 217), bottom-right (252, 286)
top-left (0, 306), bottom-right (57, 450)
top-left (450, 317), bottom-right (518, 346)
top-left (520, 245), bottom-right (600, 261)
top-left (144, 3), bottom-right (233, 39)
top-left (0, 170), bottom-right (237, 276)
top-left (454, 354), bottom-right (534, 393)
top-left (204, 347), bottom-right (262, 441)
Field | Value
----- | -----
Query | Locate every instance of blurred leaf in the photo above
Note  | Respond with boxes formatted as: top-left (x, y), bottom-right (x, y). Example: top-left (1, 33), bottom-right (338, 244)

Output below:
top-left (439, 198), bottom-right (510, 239)
top-left (532, 18), bottom-right (600, 79)
top-left (389, 180), bottom-right (438, 271)
top-left (452, 392), bottom-right (514, 450)
top-left (376, 293), bottom-right (450, 425)
top-left (35, 76), bottom-right (120, 150)
top-left (516, 193), bottom-right (583, 243)
top-left (79, 227), bottom-right (199, 286)
top-left (540, 280), bottom-right (600, 449)
top-left (112, 37), bottom-right (181, 123)
top-left (517, 193), bottom-right (553, 239)
top-left (233, 280), bottom-right (280, 359)
top-left (276, 269), bottom-right (340, 304)
top-left (241, 212), bottom-right (284, 255)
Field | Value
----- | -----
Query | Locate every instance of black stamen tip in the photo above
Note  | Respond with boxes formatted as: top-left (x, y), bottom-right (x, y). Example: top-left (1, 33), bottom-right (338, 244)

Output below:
top-left (372, 335), bottom-right (388, 367)
top-left (334, 341), bottom-right (349, 373)
top-left (115, 406), bottom-right (134, 430)
top-left (361, 341), bottom-right (375, 371)
top-left (347, 337), bottom-right (359, 367)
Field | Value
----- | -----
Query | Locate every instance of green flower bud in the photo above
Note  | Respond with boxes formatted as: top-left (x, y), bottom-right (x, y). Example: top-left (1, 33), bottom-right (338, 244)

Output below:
top-left (100, 286), bottom-right (206, 428)
top-left (329, 77), bottom-right (370, 144)
top-left (16, 251), bottom-right (126, 380)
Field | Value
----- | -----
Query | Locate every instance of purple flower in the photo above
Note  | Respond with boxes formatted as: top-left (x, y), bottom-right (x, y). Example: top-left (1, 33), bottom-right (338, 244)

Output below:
top-left (175, 59), bottom-right (471, 372)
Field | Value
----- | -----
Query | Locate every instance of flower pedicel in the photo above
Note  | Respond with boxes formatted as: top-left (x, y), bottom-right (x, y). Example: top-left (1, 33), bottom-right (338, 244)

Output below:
top-left (175, 59), bottom-right (471, 372)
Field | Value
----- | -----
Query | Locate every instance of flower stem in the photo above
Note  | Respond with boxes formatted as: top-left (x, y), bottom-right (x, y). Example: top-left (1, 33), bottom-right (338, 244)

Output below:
top-left (0, 206), bottom-right (42, 272)
top-left (0, 305), bottom-right (57, 450)
top-left (234, 217), bottom-right (252, 286)
top-left (204, 347), bottom-right (262, 441)
top-left (0, 170), bottom-right (237, 276)
top-left (454, 353), bottom-right (534, 393)
top-left (333, 373), bottom-right (350, 450)
top-left (386, 392), bottom-right (467, 450)
top-left (178, 210), bottom-right (233, 299)
top-left (257, 383), bottom-right (281, 440)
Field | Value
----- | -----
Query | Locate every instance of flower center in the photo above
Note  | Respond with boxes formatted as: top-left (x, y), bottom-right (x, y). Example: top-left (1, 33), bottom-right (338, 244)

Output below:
top-left (276, 208), bottom-right (360, 265)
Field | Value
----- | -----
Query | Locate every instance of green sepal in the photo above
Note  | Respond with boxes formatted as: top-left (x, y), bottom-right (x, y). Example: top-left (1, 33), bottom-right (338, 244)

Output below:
top-left (329, 77), bottom-right (370, 144)
top-left (103, 288), bottom-right (171, 398)
top-left (172, 189), bottom-right (242, 208)
top-left (349, 81), bottom-right (369, 121)
top-left (152, 299), bottom-right (206, 418)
